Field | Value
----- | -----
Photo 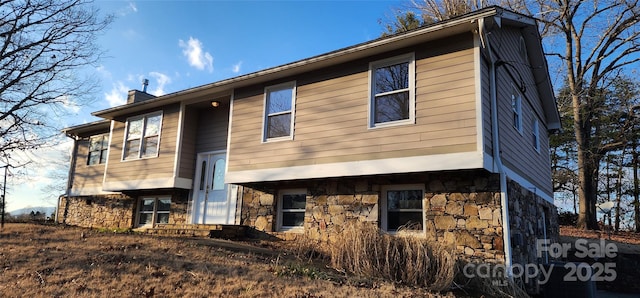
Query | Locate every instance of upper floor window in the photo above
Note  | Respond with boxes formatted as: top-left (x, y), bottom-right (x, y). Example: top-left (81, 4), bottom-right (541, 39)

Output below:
top-left (381, 184), bottom-right (424, 232)
top-left (369, 53), bottom-right (415, 128)
top-left (277, 189), bottom-right (307, 232)
top-left (87, 134), bottom-right (108, 165)
top-left (263, 82), bottom-right (296, 141)
top-left (511, 85), bottom-right (523, 133)
top-left (123, 111), bottom-right (162, 160)
top-left (532, 118), bottom-right (540, 152)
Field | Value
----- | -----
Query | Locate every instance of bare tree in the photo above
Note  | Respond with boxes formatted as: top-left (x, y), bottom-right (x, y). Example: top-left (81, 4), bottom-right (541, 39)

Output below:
top-left (0, 0), bottom-right (112, 163)
top-left (380, 0), bottom-right (496, 36)
top-left (519, 1), bottom-right (640, 230)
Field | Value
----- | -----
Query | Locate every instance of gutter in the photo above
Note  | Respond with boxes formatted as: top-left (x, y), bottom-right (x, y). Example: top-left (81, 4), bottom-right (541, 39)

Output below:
top-left (479, 17), bottom-right (513, 274)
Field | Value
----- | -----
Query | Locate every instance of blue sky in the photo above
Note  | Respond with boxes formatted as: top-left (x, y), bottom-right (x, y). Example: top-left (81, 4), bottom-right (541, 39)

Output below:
top-left (7, 0), bottom-right (403, 212)
top-left (87, 0), bottom-right (404, 115)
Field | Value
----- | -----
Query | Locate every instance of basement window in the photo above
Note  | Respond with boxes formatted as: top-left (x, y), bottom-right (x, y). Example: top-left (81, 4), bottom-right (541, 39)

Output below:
top-left (381, 184), bottom-right (424, 232)
top-left (277, 189), bottom-right (307, 232)
top-left (137, 196), bottom-right (171, 227)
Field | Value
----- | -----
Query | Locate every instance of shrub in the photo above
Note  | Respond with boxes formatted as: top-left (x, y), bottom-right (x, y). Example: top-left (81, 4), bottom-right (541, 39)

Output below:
top-left (329, 221), bottom-right (456, 292)
top-left (558, 211), bottom-right (578, 226)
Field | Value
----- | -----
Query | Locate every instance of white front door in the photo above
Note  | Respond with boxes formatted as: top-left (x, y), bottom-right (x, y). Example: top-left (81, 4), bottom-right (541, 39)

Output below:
top-left (191, 152), bottom-right (235, 224)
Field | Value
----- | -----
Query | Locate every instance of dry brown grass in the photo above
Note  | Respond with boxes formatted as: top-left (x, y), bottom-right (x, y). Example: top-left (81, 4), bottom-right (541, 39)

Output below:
top-left (329, 222), bottom-right (457, 292)
top-left (0, 223), bottom-right (454, 297)
top-left (453, 266), bottom-right (530, 298)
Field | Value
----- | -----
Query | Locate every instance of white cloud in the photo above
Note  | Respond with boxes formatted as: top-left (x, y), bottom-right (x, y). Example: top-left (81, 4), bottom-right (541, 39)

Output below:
top-left (96, 65), bottom-right (112, 79)
top-left (178, 37), bottom-right (213, 72)
top-left (148, 72), bottom-right (171, 96)
top-left (117, 2), bottom-right (138, 16)
top-left (105, 82), bottom-right (129, 107)
top-left (58, 95), bottom-right (80, 114)
top-left (129, 2), bottom-right (138, 13)
top-left (232, 61), bottom-right (243, 73)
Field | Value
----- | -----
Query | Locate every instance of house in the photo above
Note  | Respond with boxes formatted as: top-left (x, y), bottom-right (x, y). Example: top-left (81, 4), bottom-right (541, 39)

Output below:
top-left (59, 6), bottom-right (560, 270)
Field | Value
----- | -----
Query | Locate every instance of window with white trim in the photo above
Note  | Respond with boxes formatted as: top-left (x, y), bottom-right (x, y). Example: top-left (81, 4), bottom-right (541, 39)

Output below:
top-left (137, 196), bottom-right (171, 227)
top-left (123, 112), bottom-right (162, 160)
top-left (369, 53), bottom-right (415, 128)
top-left (277, 189), bottom-right (306, 231)
top-left (264, 82), bottom-right (296, 141)
top-left (381, 184), bottom-right (424, 232)
top-left (511, 85), bottom-right (523, 133)
top-left (532, 118), bottom-right (540, 152)
top-left (87, 134), bottom-right (108, 165)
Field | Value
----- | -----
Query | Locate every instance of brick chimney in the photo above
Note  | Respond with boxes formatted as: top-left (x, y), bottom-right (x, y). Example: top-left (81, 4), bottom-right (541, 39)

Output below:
top-left (126, 78), bottom-right (156, 104)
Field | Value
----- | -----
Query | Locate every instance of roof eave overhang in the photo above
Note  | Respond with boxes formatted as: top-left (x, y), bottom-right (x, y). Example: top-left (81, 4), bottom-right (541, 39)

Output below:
top-left (92, 7), bottom-right (560, 131)
top-left (62, 119), bottom-right (111, 137)
top-left (93, 8), bottom-right (505, 120)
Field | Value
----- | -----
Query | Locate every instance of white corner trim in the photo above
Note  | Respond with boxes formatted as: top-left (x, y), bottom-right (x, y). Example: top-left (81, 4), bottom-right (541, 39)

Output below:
top-left (226, 151), bottom-right (484, 184)
top-left (173, 102), bottom-right (186, 178)
top-left (102, 176), bottom-right (193, 192)
top-left (473, 33), bottom-right (484, 154)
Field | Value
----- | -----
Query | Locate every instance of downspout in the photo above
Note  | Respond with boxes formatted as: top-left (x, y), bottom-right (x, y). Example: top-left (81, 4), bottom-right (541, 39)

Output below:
top-left (479, 17), bottom-right (513, 274)
top-left (61, 134), bottom-right (79, 224)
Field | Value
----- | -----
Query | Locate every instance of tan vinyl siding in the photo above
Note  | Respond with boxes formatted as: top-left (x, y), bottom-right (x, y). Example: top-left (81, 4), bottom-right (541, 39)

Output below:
top-left (178, 106), bottom-right (198, 179)
top-left (493, 27), bottom-right (553, 196)
top-left (195, 106), bottom-right (230, 153)
top-left (71, 139), bottom-right (107, 193)
top-left (229, 34), bottom-right (478, 172)
top-left (481, 59), bottom-right (493, 154)
top-left (104, 104), bottom-right (180, 184)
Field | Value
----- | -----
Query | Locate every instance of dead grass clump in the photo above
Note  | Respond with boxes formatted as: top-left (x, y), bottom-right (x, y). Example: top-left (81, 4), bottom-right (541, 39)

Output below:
top-left (454, 262), bottom-right (530, 298)
top-left (329, 221), bottom-right (456, 291)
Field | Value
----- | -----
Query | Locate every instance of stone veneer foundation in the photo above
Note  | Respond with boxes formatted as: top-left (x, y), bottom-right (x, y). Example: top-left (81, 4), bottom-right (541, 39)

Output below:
top-left (240, 169), bottom-right (558, 265)
top-left (57, 189), bottom-right (191, 229)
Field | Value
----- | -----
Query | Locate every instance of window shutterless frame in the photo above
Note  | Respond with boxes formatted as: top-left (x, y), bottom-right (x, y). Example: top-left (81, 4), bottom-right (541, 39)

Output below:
top-left (262, 81), bottom-right (296, 142)
top-left (136, 196), bottom-right (171, 227)
top-left (511, 84), bottom-right (523, 134)
top-left (380, 184), bottom-right (425, 233)
top-left (276, 188), bottom-right (307, 232)
top-left (87, 134), bottom-right (109, 165)
top-left (368, 53), bottom-right (416, 129)
top-left (532, 118), bottom-right (540, 152)
top-left (122, 111), bottom-right (163, 161)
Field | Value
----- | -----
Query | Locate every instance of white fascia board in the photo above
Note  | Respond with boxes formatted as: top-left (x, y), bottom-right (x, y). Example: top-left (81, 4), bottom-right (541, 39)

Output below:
top-left (102, 177), bottom-right (193, 192)
top-left (226, 151), bottom-right (484, 184)
top-left (69, 186), bottom-right (120, 197)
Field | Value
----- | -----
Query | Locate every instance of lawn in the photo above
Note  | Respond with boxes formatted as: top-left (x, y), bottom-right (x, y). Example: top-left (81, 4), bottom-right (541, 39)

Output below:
top-left (0, 223), bottom-right (448, 298)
